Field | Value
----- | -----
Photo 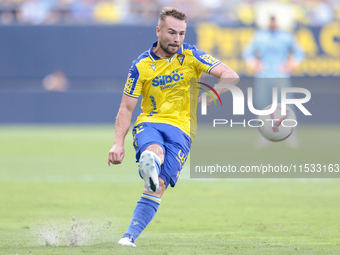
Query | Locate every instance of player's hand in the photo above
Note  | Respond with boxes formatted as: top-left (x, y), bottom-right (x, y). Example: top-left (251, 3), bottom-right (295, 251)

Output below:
top-left (198, 92), bottom-right (214, 108)
top-left (246, 59), bottom-right (264, 74)
top-left (108, 144), bottom-right (125, 166)
top-left (280, 58), bottom-right (299, 74)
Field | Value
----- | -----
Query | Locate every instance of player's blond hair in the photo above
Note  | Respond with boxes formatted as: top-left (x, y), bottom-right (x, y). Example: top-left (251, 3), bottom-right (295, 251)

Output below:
top-left (158, 7), bottom-right (187, 25)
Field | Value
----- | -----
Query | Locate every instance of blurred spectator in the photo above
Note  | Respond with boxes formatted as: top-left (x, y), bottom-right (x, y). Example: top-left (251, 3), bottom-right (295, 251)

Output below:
top-left (94, 0), bottom-right (127, 24)
top-left (0, 0), bottom-right (17, 24)
top-left (0, 0), bottom-right (337, 26)
top-left (312, 0), bottom-right (334, 26)
top-left (42, 70), bottom-right (69, 92)
top-left (198, 0), bottom-right (224, 23)
top-left (17, 0), bottom-right (51, 24)
top-left (44, 0), bottom-right (73, 24)
top-left (69, 0), bottom-right (94, 24)
top-left (129, 0), bottom-right (161, 25)
top-left (237, 2), bottom-right (255, 25)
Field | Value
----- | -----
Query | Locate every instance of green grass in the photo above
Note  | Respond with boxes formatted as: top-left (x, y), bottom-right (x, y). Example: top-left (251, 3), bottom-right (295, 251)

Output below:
top-left (0, 125), bottom-right (340, 254)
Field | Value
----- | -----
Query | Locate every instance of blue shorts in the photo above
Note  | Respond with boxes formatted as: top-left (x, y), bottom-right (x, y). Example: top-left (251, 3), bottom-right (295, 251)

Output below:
top-left (132, 122), bottom-right (191, 188)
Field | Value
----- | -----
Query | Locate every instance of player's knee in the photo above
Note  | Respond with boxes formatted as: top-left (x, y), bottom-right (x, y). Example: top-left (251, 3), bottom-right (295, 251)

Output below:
top-left (145, 144), bottom-right (164, 164)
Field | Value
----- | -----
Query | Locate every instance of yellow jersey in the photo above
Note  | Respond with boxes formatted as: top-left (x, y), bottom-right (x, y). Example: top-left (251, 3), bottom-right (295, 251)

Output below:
top-left (123, 41), bottom-right (221, 139)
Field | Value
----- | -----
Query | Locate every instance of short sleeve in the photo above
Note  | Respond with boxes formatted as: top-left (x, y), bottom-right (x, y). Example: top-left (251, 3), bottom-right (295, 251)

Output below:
top-left (192, 46), bottom-right (221, 74)
top-left (123, 61), bottom-right (142, 98)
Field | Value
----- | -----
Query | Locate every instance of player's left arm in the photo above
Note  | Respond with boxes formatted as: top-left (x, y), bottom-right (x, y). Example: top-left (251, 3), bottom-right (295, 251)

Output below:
top-left (290, 35), bottom-right (305, 64)
top-left (281, 35), bottom-right (306, 73)
top-left (198, 63), bottom-right (240, 107)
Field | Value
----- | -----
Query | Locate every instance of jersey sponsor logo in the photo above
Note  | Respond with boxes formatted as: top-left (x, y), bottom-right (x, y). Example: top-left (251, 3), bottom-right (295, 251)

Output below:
top-left (152, 70), bottom-right (184, 89)
top-left (176, 149), bottom-right (187, 169)
top-left (200, 54), bottom-right (219, 65)
top-left (148, 96), bottom-right (158, 117)
top-left (124, 77), bottom-right (135, 93)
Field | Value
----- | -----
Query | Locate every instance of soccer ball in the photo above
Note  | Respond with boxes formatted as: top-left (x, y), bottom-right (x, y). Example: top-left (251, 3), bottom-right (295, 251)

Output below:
top-left (258, 104), bottom-right (296, 142)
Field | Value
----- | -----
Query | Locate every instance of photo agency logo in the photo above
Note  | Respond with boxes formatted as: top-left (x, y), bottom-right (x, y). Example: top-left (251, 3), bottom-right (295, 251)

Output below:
top-left (199, 83), bottom-right (312, 128)
top-left (197, 82), bottom-right (223, 111)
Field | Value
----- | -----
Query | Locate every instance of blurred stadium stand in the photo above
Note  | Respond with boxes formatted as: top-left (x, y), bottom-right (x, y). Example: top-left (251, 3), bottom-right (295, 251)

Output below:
top-left (0, 0), bottom-right (339, 123)
top-left (0, 0), bottom-right (339, 26)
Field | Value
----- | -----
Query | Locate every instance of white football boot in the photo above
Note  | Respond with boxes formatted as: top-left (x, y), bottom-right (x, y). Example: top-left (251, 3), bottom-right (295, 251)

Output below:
top-left (118, 237), bottom-right (136, 247)
top-left (139, 150), bottom-right (160, 193)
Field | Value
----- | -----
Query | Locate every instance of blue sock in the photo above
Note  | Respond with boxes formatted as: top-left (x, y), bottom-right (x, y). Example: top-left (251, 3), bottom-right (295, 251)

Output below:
top-left (154, 157), bottom-right (161, 175)
top-left (122, 193), bottom-right (161, 242)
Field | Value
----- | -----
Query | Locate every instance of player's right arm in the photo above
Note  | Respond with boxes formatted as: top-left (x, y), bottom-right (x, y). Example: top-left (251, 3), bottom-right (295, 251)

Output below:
top-left (280, 34), bottom-right (305, 74)
top-left (108, 94), bottom-right (138, 166)
top-left (108, 58), bottom-right (143, 166)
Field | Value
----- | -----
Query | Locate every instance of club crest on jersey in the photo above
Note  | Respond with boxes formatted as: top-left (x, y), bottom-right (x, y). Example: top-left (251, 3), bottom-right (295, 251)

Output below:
top-left (177, 54), bottom-right (185, 65)
top-left (200, 54), bottom-right (219, 65)
top-left (150, 64), bottom-right (156, 71)
top-left (152, 70), bottom-right (184, 89)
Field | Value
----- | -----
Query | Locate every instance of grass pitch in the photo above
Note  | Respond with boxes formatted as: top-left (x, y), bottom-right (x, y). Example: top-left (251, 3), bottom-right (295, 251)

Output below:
top-left (0, 125), bottom-right (340, 254)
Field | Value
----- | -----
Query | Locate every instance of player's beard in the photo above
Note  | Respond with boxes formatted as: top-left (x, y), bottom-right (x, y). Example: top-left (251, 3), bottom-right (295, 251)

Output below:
top-left (159, 41), bottom-right (180, 56)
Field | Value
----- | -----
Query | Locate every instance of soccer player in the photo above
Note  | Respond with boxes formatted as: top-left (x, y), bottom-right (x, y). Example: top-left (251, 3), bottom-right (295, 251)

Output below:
top-left (243, 16), bottom-right (305, 148)
top-left (108, 7), bottom-right (239, 247)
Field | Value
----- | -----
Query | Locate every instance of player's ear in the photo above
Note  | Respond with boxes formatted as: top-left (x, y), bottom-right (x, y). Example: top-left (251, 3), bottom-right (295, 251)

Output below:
top-left (156, 26), bottom-right (160, 37)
